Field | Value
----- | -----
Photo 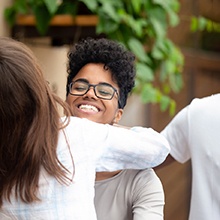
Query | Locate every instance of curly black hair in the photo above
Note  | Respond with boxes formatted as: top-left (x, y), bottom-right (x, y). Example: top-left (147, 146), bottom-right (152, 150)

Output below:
top-left (66, 38), bottom-right (136, 109)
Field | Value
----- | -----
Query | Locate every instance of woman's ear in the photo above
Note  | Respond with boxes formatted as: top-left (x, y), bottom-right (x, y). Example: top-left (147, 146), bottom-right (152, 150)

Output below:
top-left (113, 108), bottom-right (123, 124)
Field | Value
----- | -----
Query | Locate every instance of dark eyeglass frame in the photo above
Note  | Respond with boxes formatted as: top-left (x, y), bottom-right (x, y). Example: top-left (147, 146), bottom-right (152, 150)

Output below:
top-left (68, 80), bottom-right (120, 101)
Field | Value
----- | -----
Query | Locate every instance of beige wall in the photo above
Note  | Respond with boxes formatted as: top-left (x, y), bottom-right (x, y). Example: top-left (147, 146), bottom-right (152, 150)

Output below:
top-left (0, 0), bottom-right (12, 36)
top-left (120, 95), bottom-right (148, 126)
top-left (29, 42), bottom-right (69, 102)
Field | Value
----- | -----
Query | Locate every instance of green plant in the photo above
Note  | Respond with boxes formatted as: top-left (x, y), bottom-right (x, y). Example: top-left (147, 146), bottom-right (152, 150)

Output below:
top-left (191, 16), bottom-right (220, 32)
top-left (5, 0), bottom-right (184, 115)
top-left (84, 0), bottom-right (184, 115)
top-left (4, 0), bottom-right (82, 35)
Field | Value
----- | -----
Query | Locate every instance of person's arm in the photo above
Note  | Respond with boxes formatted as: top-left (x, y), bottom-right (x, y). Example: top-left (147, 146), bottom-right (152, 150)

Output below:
top-left (66, 116), bottom-right (170, 171)
top-left (114, 122), bottom-right (171, 166)
top-left (132, 169), bottom-right (164, 220)
top-left (154, 154), bottom-right (176, 170)
top-left (154, 105), bottom-right (191, 171)
top-left (95, 125), bottom-right (170, 171)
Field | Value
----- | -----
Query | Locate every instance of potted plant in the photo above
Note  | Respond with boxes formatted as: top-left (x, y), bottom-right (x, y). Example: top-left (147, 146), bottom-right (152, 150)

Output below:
top-left (4, 0), bottom-right (97, 35)
top-left (4, 0), bottom-right (184, 114)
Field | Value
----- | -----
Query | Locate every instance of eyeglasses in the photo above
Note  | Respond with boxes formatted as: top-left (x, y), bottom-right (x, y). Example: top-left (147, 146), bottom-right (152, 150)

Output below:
top-left (68, 80), bottom-right (119, 101)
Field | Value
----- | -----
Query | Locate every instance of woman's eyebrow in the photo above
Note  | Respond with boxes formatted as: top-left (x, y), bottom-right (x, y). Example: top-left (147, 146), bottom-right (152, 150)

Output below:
top-left (74, 78), bottom-right (113, 87)
top-left (98, 82), bottom-right (114, 87)
top-left (74, 78), bottom-right (89, 83)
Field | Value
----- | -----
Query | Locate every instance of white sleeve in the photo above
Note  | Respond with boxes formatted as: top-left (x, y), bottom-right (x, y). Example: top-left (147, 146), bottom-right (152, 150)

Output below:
top-left (65, 117), bottom-right (170, 171)
top-left (95, 125), bottom-right (170, 171)
top-left (161, 106), bottom-right (191, 163)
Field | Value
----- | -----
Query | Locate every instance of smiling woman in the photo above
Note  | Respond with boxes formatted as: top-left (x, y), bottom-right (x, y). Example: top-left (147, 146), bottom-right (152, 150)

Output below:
top-left (66, 63), bottom-right (122, 124)
top-left (65, 37), bottom-right (167, 220)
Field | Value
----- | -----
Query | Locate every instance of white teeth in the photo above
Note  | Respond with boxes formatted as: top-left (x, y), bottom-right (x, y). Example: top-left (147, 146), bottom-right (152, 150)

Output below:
top-left (79, 104), bottom-right (98, 112)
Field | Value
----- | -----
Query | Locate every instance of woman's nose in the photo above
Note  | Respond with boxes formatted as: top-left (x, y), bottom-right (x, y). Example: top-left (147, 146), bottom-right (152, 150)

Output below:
top-left (83, 86), bottom-right (97, 99)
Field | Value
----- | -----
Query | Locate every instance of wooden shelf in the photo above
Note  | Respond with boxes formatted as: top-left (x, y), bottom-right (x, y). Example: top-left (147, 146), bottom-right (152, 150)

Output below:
top-left (16, 14), bottom-right (98, 26)
top-left (12, 15), bottom-right (104, 46)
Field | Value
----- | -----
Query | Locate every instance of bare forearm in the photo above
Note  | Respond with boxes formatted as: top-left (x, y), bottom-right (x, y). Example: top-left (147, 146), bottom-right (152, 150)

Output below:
top-left (154, 154), bottom-right (176, 170)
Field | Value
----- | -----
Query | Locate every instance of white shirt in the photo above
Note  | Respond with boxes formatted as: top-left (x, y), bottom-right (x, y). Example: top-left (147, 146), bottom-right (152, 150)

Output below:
top-left (161, 94), bottom-right (220, 220)
top-left (1, 116), bottom-right (170, 220)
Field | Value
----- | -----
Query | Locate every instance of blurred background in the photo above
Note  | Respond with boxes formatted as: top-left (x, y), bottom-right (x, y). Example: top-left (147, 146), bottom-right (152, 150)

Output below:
top-left (1, 1), bottom-right (220, 219)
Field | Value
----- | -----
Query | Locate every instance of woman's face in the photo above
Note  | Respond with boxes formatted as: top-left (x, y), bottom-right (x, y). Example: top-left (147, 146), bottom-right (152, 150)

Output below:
top-left (66, 63), bottom-right (123, 124)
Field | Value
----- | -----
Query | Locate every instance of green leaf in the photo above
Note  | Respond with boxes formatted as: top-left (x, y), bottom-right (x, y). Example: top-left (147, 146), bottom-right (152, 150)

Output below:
top-left (151, 18), bottom-right (166, 38)
top-left (128, 38), bottom-right (151, 64)
top-left (80, 0), bottom-right (97, 11)
top-left (152, 40), bottom-right (166, 60)
top-left (169, 0), bottom-right (180, 12)
top-left (162, 84), bottom-right (171, 94)
top-left (56, 2), bottom-right (78, 15)
top-left (96, 12), bottom-right (119, 34)
top-left (171, 73), bottom-right (184, 93)
top-left (153, 0), bottom-right (179, 13)
top-left (136, 62), bottom-right (154, 82)
top-left (206, 20), bottom-right (214, 32)
top-left (103, 2), bottom-right (118, 20)
top-left (153, 0), bottom-right (179, 27)
top-left (4, 8), bottom-right (16, 26)
top-left (140, 84), bottom-right (157, 103)
top-left (152, 0), bottom-right (167, 8)
top-left (34, 5), bottom-right (51, 35)
top-left (4, 0), bottom-right (27, 25)
top-left (44, 0), bottom-right (58, 15)
top-left (169, 99), bottom-right (176, 116)
top-left (167, 9), bottom-right (179, 27)
top-left (131, 0), bottom-right (142, 13)
top-left (198, 16), bottom-right (207, 31)
top-left (213, 22), bottom-right (220, 32)
top-left (160, 95), bottom-right (170, 111)
top-left (131, 19), bottom-right (144, 37)
top-left (148, 7), bottom-right (167, 39)
top-left (15, 0), bottom-right (28, 14)
top-left (165, 60), bottom-right (176, 74)
top-left (190, 16), bottom-right (198, 32)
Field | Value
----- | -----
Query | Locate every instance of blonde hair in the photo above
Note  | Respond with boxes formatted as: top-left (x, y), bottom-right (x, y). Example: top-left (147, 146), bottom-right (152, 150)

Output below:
top-left (0, 37), bottom-right (72, 207)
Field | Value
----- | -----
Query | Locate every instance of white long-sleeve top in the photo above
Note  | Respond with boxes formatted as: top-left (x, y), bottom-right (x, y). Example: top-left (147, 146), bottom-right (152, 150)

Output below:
top-left (0, 116), bottom-right (170, 220)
